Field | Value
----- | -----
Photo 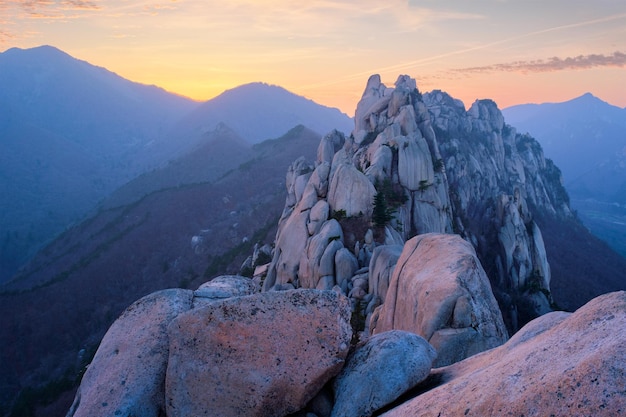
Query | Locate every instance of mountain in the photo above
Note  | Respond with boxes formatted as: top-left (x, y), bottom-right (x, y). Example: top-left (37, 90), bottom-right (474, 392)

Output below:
top-left (175, 82), bottom-right (353, 144)
top-left (0, 125), bottom-right (322, 416)
top-left (503, 94), bottom-right (626, 256)
top-left (99, 123), bottom-right (253, 210)
top-left (0, 46), bottom-right (354, 283)
top-left (0, 45), bottom-right (199, 282)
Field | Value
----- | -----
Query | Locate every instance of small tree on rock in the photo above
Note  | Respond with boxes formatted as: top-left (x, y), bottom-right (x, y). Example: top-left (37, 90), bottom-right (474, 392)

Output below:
top-left (372, 192), bottom-right (393, 227)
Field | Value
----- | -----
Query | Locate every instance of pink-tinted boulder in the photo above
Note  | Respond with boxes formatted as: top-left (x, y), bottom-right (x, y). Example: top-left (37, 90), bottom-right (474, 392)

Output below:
top-left (66, 289), bottom-right (194, 417)
top-left (165, 289), bottom-right (352, 417)
top-left (383, 291), bottom-right (626, 417)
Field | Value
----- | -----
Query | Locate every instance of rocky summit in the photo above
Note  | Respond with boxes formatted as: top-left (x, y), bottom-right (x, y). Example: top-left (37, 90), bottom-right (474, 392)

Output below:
top-left (266, 73), bottom-right (569, 333)
top-left (67, 75), bottom-right (625, 417)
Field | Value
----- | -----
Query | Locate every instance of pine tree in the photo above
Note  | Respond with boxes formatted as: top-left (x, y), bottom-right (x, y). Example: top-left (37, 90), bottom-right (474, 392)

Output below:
top-left (372, 192), bottom-right (393, 227)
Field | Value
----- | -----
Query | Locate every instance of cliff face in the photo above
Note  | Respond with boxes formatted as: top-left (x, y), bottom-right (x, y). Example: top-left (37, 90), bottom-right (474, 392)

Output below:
top-left (264, 74), bottom-right (573, 332)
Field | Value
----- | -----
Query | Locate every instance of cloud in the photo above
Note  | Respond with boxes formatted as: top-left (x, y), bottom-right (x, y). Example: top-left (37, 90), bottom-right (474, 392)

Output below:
top-left (0, 30), bottom-right (16, 44)
top-left (4, 0), bottom-right (100, 20)
top-left (61, 0), bottom-right (100, 10)
top-left (454, 52), bottom-right (626, 74)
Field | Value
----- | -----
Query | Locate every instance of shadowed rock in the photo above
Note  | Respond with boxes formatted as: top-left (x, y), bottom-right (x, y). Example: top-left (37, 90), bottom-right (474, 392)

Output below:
top-left (193, 275), bottom-right (258, 306)
top-left (331, 330), bottom-right (436, 417)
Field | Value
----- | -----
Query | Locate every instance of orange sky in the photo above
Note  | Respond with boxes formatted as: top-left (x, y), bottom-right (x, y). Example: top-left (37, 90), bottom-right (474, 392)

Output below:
top-left (2, 1), bottom-right (626, 115)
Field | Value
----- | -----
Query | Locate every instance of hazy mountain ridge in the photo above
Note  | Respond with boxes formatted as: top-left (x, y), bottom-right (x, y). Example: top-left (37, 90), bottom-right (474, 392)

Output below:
top-left (503, 94), bottom-right (626, 257)
top-left (99, 123), bottom-right (253, 210)
top-left (176, 82), bottom-right (354, 144)
top-left (503, 92), bottom-right (626, 195)
top-left (0, 46), bottom-right (354, 283)
top-left (0, 45), bottom-right (199, 282)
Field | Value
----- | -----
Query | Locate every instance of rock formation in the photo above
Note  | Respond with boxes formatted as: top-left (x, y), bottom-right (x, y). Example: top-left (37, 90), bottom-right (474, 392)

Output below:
top-left (371, 234), bottom-right (508, 367)
top-left (66, 289), bottom-right (195, 417)
top-left (331, 330), bottom-right (436, 417)
top-left (264, 74), bottom-right (572, 335)
top-left (166, 289), bottom-right (351, 417)
top-left (382, 291), bottom-right (626, 417)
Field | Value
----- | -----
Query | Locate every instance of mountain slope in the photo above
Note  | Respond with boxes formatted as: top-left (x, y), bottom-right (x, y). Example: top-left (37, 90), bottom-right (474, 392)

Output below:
top-left (0, 46), bottom-right (199, 282)
top-left (175, 82), bottom-right (353, 144)
top-left (99, 123), bottom-right (253, 210)
top-left (0, 125), bottom-right (321, 416)
top-left (503, 93), bottom-right (626, 192)
top-left (0, 46), bottom-right (353, 283)
top-left (503, 94), bottom-right (626, 256)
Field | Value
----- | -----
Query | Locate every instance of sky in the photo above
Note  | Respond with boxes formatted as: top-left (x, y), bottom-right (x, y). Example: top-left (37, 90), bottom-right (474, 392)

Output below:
top-left (1, 0), bottom-right (626, 115)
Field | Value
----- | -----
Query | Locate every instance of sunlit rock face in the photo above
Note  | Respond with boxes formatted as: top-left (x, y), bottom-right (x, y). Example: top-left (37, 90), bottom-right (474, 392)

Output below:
top-left (371, 233), bottom-right (509, 367)
top-left (166, 289), bottom-right (352, 417)
top-left (265, 74), bottom-right (572, 334)
top-left (382, 291), bottom-right (626, 417)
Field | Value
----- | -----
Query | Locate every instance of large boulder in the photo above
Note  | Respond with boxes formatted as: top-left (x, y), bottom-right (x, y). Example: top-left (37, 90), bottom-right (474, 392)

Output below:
top-left (165, 289), bottom-right (352, 417)
top-left (332, 331), bottom-right (436, 417)
top-left (394, 135), bottom-right (433, 192)
top-left (372, 233), bottom-right (508, 366)
top-left (383, 291), bottom-right (626, 417)
top-left (66, 289), bottom-right (194, 417)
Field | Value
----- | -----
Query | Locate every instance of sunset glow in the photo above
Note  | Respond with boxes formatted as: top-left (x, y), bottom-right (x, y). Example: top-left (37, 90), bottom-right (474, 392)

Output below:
top-left (2, 0), bottom-right (626, 114)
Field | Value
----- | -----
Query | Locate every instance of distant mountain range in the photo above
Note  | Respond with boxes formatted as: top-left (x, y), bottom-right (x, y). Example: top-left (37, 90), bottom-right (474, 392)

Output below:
top-left (0, 45), bottom-right (353, 282)
top-left (176, 82), bottom-right (353, 144)
top-left (503, 94), bottom-right (626, 256)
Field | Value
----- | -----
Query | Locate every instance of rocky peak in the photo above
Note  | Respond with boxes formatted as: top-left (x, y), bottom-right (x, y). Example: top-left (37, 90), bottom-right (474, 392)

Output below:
top-left (264, 74), bottom-right (575, 334)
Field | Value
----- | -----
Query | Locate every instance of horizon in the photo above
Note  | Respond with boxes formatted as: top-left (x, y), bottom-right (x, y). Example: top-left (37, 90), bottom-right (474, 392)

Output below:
top-left (3, 44), bottom-right (624, 116)
top-left (1, 1), bottom-right (626, 115)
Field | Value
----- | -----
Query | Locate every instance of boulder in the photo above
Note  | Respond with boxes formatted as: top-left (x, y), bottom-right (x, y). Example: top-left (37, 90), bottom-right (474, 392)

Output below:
top-left (395, 135), bottom-right (433, 192)
top-left (264, 208), bottom-right (310, 290)
top-left (327, 162), bottom-right (376, 218)
top-left (383, 291), bottom-right (626, 417)
top-left (318, 130), bottom-right (345, 164)
top-left (193, 275), bottom-right (258, 306)
top-left (334, 248), bottom-right (359, 293)
top-left (165, 289), bottom-right (352, 417)
top-left (67, 289), bottom-right (194, 417)
top-left (364, 141), bottom-right (393, 184)
top-left (307, 200), bottom-right (330, 236)
top-left (332, 330), bottom-right (436, 417)
top-left (369, 245), bottom-right (403, 302)
top-left (285, 157), bottom-right (314, 208)
top-left (372, 233), bottom-right (508, 366)
top-left (299, 219), bottom-right (344, 289)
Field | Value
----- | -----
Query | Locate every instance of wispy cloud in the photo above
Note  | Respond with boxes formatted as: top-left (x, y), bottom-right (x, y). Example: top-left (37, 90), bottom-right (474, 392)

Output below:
top-left (454, 52), bottom-right (626, 74)
top-left (5, 0), bottom-right (100, 19)
top-left (61, 0), bottom-right (100, 10)
top-left (0, 30), bottom-right (16, 44)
